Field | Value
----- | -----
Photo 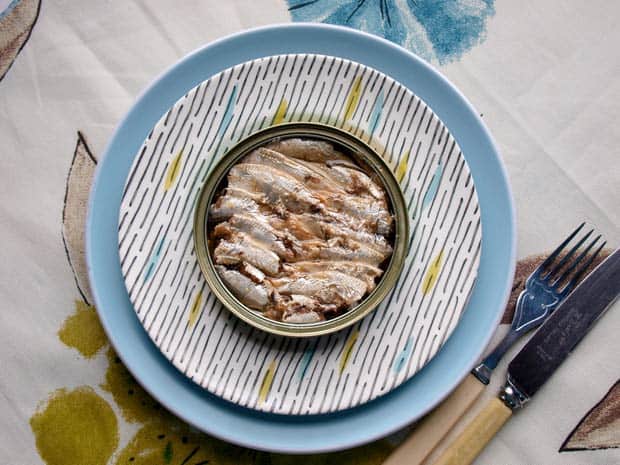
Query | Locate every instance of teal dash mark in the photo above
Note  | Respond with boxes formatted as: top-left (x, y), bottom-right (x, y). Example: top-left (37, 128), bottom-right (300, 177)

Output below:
top-left (298, 344), bottom-right (316, 380)
top-left (422, 162), bottom-right (443, 211)
top-left (144, 237), bottom-right (165, 282)
top-left (393, 337), bottom-right (414, 373)
top-left (368, 90), bottom-right (384, 135)
top-left (218, 86), bottom-right (237, 137)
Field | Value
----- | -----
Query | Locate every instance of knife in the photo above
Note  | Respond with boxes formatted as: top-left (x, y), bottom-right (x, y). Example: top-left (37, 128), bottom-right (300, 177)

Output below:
top-left (429, 247), bottom-right (620, 465)
top-left (382, 225), bottom-right (605, 465)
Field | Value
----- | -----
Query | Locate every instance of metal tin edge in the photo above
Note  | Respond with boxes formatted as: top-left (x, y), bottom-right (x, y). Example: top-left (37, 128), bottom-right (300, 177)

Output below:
top-left (194, 122), bottom-right (409, 337)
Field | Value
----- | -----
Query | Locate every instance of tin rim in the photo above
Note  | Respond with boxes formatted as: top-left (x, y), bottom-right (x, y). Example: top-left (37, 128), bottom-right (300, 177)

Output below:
top-left (193, 122), bottom-right (409, 337)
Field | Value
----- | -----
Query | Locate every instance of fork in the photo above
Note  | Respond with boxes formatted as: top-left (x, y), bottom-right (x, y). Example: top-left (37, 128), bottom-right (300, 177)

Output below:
top-left (383, 223), bottom-right (606, 465)
top-left (472, 222), bottom-right (605, 384)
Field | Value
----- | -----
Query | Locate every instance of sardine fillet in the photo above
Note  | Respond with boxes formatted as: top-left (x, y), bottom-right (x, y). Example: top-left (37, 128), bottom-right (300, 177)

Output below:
top-left (265, 138), bottom-right (353, 163)
top-left (213, 233), bottom-right (280, 275)
top-left (216, 266), bottom-right (271, 309)
top-left (271, 271), bottom-right (367, 308)
top-left (209, 137), bottom-right (395, 322)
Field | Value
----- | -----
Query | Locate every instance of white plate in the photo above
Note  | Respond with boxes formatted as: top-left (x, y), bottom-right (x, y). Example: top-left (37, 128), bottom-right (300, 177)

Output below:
top-left (118, 53), bottom-right (481, 415)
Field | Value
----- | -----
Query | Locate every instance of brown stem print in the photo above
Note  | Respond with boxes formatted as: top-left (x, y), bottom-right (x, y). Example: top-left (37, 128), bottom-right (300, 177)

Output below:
top-left (502, 249), bottom-right (612, 324)
top-left (0, 0), bottom-right (41, 81)
top-left (62, 131), bottom-right (97, 305)
top-left (560, 380), bottom-right (620, 451)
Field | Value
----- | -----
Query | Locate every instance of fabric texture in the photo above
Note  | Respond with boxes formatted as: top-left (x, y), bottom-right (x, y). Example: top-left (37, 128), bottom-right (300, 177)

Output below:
top-left (0, 1), bottom-right (618, 464)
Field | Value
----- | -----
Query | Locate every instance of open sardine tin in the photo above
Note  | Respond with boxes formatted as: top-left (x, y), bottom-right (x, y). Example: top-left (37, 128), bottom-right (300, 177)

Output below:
top-left (194, 122), bottom-right (409, 337)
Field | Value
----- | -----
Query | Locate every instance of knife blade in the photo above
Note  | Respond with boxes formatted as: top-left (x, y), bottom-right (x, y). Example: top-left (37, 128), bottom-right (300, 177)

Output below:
top-left (503, 247), bottom-right (620, 407)
top-left (430, 247), bottom-right (620, 465)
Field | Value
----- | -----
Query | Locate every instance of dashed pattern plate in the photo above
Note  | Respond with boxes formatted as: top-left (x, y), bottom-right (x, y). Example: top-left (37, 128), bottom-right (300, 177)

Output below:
top-left (118, 54), bottom-right (481, 414)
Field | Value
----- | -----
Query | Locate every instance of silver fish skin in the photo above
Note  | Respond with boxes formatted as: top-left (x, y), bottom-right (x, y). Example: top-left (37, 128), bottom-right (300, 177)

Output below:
top-left (244, 148), bottom-right (344, 193)
top-left (271, 271), bottom-right (367, 307)
top-left (283, 261), bottom-right (383, 291)
top-left (320, 222), bottom-right (392, 255)
top-left (331, 165), bottom-right (385, 200)
top-left (282, 309), bottom-right (323, 323)
top-left (216, 265), bottom-right (270, 309)
top-left (210, 138), bottom-right (396, 322)
top-left (286, 294), bottom-right (327, 312)
top-left (268, 213), bottom-right (326, 241)
top-left (273, 235), bottom-right (389, 266)
top-left (227, 163), bottom-right (321, 212)
top-left (265, 138), bottom-right (353, 163)
top-left (225, 187), bottom-right (266, 202)
top-left (228, 213), bottom-right (280, 243)
top-left (225, 213), bottom-right (302, 260)
top-left (239, 262), bottom-right (266, 283)
top-left (307, 237), bottom-right (389, 266)
top-left (209, 193), bottom-right (260, 222)
top-left (322, 193), bottom-right (393, 236)
top-left (296, 159), bottom-right (386, 202)
top-left (269, 216), bottom-right (393, 263)
top-left (213, 232), bottom-right (280, 275)
top-left (265, 294), bottom-right (329, 321)
top-left (270, 212), bottom-right (392, 255)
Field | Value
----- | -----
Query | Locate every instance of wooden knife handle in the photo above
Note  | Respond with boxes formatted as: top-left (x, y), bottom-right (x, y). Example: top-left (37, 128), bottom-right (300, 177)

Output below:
top-left (430, 397), bottom-right (512, 465)
top-left (383, 374), bottom-right (485, 465)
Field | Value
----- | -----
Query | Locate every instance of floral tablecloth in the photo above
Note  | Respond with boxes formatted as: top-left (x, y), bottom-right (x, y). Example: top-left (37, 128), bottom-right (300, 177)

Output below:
top-left (1, 1), bottom-right (618, 464)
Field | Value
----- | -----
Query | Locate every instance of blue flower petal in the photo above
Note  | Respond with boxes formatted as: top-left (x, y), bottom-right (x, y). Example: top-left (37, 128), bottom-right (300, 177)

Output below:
top-left (288, 0), bottom-right (495, 64)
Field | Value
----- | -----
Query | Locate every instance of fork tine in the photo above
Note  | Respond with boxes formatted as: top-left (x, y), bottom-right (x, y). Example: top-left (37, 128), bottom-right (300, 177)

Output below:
top-left (532, 222), bottom-right (585, 278)
top-left (544, 228), bottom-right (594, 280)
top-left (551, 233), bottom-right (600, 286)
top-left (559, 239), bottom-right (606, 295)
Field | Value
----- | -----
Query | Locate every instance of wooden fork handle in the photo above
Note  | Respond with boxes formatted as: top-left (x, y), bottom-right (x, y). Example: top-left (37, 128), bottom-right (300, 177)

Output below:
top-left (430, 397), bottom-right (512, 465)
top-left (382, 374), bottom-right (485, 465)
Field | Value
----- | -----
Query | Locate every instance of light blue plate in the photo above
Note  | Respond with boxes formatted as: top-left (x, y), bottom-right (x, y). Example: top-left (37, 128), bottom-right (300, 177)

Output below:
top-left (87, 23), bottom-right (515, 453)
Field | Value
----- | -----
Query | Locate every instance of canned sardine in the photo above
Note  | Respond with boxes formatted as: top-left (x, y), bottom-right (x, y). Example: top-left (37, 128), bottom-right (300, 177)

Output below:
top-left (194, 122), bottom-right (409, 337)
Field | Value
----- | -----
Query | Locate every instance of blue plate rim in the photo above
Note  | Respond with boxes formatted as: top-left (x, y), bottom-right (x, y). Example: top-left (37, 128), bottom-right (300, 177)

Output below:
top-left (87, 23), bottom-right (516, 454)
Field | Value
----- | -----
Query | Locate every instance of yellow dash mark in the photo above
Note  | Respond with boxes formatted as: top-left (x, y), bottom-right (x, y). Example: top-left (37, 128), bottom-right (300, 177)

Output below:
top-left (343, 75), bottom-right (363, 121)
top-left (272, 98), bottom-right (288, 125)
top-left (163, 149), bottom-right (183, 191)
top-left (422, 250), bottom-right (444, 295)
top-left (258, 360), bottom-right (277, 406)
top-left (395, 151), bottom-right (410, 183)
top-left (339, 328), bottom-right (360, 374)
top-left (188, 290), bottom-right (203, 327)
